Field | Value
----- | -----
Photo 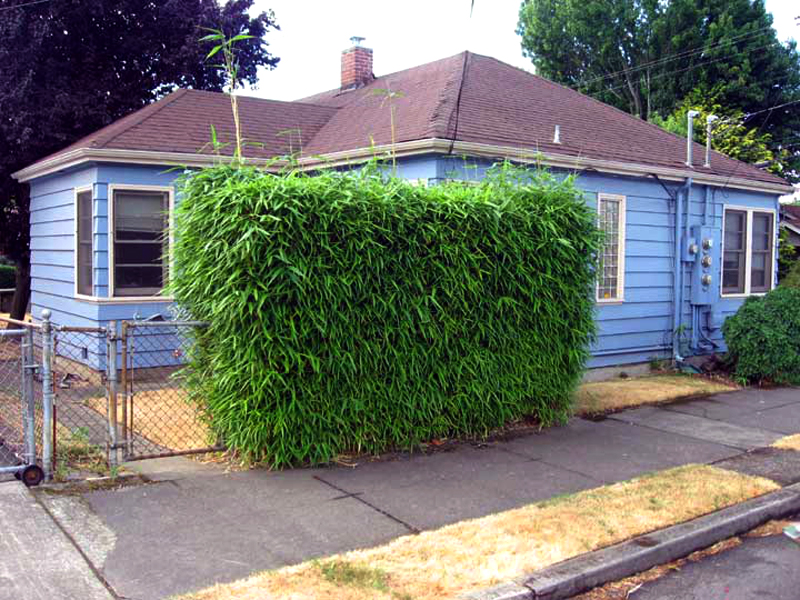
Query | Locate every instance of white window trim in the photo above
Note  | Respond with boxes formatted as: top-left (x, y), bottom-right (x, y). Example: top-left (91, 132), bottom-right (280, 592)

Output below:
top-left (108, 184), bottom-right (175, 301)
top-left (596, 193), bottom-right (626, 304)
top-left (74, 186), bottom-right (96, 300)
top-left (721, 205), bottom-right (777, 298)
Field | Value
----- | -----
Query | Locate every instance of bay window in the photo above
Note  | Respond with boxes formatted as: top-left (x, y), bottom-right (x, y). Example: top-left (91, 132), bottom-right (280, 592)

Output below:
top-left (75, 189), bottom-right (93, 296)
top-left (111, 188), bottom-right (171, 297)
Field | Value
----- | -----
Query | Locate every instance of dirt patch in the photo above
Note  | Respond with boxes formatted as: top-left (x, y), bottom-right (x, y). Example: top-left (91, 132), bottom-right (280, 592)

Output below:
top-left (85, 389), bottom-right (212, 453)
top-left (575, 374), bottom-right (736, 416)
top-left (175, 465), bottom-right (777, 600)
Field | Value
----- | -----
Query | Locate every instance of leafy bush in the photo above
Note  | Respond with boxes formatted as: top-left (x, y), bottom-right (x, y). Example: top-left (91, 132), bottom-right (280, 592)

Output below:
top-left (782, 259), bottom-right (800, 289)
top-left (171, 163), bottom-right (601, 467)
top-left (722, 286), bottom-right (800, 385)
top-left (0, 264), bottom-right (15, 288)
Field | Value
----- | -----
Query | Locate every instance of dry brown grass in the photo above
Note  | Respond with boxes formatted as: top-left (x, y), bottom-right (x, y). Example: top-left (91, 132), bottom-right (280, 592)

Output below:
top-left (772, 434), bottom-right (800, 451)
top-left (174, 465), bottom-right (777, 600)
top-left (85, 389), bottom-right (211, 452)
top-left (575, 375), bottom-right (735, 416)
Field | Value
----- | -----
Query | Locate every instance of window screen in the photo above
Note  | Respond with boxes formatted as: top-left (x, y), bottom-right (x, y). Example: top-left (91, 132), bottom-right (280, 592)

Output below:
top-left (597, 196), bottom-right (624, 301)
top-left (113, 190), bottom-right (169, 297)
top-left (76, 191), bottom-right (93, 296)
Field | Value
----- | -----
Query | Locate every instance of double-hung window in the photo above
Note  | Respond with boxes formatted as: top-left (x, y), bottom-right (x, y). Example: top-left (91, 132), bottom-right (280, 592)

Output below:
top-left (722, 207), bottom-right (775, 296)
top-left (75, 188), bottom-right (93, 296)
top-left (596, 193), bottom-right (626, 302)
top-left (110, 187), bottom-right (171, 297)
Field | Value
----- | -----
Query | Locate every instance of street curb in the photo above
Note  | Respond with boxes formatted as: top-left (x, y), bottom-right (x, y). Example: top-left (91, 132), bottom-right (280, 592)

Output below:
top-left (462, 483), bottom-right (800, 600)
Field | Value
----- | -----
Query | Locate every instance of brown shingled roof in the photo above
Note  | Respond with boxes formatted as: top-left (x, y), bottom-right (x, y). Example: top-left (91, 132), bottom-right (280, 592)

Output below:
top-left (23, 51), bottom-right (789, 189)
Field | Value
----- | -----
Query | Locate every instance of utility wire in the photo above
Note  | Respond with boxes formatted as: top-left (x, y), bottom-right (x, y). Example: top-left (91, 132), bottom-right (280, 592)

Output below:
top-left (575, 24), bottom-right (794, 89)
top-left (0, 0), bottom-right (51, 11)
top-left (587, 42), bottom-right (779, 98)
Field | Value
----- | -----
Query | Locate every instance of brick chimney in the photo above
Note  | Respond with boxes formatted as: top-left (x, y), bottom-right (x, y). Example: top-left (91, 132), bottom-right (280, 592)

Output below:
top-left (341, 36), bottom-right (373, 90)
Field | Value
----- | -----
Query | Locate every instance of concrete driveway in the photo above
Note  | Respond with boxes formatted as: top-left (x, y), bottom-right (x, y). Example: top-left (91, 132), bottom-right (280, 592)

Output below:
top-left (33, 386), bottom-right (800, 600)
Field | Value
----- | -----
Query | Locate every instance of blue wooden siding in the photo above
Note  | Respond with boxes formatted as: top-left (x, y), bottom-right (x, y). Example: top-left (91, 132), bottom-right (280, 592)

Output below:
top-left (28, 157), bottom-right (780, 371)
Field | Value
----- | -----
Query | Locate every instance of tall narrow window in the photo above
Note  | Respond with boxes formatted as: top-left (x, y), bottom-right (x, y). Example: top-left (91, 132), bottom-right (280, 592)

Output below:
top-left (722, 210), bottom-right (746, 294)
top-left (751, 213), bottom-right (773, 293)
top-left (597, 194), bottom-right (626, 302)
top-left (76, 190), bottom-right (93, 296)
top-left (722, 207), bottom-right (775, 296)
top-left (112, 189), bottom-right (169, 297)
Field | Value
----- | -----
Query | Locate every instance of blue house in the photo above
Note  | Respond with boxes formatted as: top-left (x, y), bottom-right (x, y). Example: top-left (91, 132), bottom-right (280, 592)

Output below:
top-left (13, 45), bottom-right (793, 372)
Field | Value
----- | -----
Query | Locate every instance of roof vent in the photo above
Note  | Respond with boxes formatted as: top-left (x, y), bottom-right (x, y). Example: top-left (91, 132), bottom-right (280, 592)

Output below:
top-left (553, 124), bottom-right (561, 144)
top-left (341, 37), bottom-right (373, 91)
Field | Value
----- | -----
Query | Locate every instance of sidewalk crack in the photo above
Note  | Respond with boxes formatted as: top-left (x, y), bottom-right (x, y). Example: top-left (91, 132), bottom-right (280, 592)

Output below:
top-left (313, 475), bottom-right (421, 535)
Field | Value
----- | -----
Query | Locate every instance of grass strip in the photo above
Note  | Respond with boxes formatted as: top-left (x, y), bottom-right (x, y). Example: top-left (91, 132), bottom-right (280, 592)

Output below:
top-left (772, 434), bottom-right (800, 451)
top-left (575, 375), bottom-right (735, 416)
top-left (174, 465), bottom-right (777, 600)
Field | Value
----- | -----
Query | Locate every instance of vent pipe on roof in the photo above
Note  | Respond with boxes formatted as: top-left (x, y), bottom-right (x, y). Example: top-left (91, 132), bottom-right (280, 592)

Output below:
top-left (704, 115), bottom-right (718, 168)
top-left (553, 124), bottom-right (561, 144)
top-left (686, 110), bottom-right (699, 167)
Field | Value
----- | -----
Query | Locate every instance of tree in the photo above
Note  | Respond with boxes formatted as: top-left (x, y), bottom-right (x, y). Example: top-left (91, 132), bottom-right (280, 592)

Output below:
top-left (649, 91), bottom-right (791, 176)
top-left (0, 0), bottom-right (279, 320)
top-left (517, 0), bottom-right (800, 128)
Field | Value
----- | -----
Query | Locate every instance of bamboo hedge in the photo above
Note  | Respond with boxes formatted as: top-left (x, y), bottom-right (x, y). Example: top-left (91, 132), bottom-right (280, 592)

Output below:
top-left (171, 162), bottom-right (601, 467)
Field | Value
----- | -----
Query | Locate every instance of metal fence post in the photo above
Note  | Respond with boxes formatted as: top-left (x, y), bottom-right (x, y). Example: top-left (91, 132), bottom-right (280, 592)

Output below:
top-left (22, 327), bottom-right (36, 466)
top-left (41, 310), bottom-right (54, 480)
top-left (106, 320), bottom-right (120, 468)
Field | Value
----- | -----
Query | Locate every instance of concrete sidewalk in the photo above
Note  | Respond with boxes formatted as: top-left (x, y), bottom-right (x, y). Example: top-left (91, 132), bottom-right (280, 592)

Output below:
top-left (31, 386), bottom-right (800, 600)
top-left (0, 482), bottom-right (113, 600)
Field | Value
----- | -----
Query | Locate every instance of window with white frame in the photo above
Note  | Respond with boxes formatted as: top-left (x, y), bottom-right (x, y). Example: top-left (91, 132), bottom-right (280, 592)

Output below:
top-left (722, 207), bottom-right (775, 296)
top-left (75, 189), bottom-right (93, 296)
top-left (111, 188), bottom-right (170, 297)
top-left (597, 193), bottom-right (626, 302)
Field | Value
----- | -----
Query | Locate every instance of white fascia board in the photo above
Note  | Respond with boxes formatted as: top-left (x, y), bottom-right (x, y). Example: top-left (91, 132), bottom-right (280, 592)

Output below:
top-left (13, 139), bottom-right (794, 196)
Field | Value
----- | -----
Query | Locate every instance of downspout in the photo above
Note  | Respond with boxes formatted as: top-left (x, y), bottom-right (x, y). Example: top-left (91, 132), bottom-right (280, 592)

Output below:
top-left (674, 110), bottom-right (699, 363)
top-left (673, 177), bottom-right (691, 362)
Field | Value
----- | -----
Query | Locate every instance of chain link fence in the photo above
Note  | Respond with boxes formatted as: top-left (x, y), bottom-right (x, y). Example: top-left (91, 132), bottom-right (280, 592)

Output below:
top-left (0, 317), bottom-right (44, 485)
top-left (0, 313), bottom-right (218, 484)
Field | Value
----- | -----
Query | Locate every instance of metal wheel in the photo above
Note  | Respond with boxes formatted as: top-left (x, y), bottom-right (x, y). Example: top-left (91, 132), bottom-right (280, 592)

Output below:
top-left (21, 465), bottom-right (44, 487)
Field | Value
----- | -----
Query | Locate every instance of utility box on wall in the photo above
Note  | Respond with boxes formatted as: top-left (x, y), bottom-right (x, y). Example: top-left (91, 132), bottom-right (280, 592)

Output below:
top-left (689, 225), bottom-right (721, 306)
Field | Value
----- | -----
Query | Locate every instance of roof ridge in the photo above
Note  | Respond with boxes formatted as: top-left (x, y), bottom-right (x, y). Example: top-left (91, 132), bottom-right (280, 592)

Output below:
top-left (476, 54), bottom-right (777, 179)
top-left (183, 88), bottom-right (341, 110)
top-left (426, 51), bottom-right (469, 139)
top-left (296, 50), bottom-right (471, 104)
top-left (93, 89), bottom-right (189, 149)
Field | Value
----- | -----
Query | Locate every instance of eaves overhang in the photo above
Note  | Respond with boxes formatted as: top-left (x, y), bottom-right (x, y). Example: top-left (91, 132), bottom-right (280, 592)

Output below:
top-left (13, 139), bottom-right (794, 196)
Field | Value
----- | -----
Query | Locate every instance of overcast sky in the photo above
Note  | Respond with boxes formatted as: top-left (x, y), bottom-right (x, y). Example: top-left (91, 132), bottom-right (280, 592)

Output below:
top-left (250, 0), bottom-right (799, 102)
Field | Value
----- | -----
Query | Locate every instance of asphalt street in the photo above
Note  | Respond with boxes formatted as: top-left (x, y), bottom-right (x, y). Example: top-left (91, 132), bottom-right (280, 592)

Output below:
top-left (630, 519), bottom-right (800, 600)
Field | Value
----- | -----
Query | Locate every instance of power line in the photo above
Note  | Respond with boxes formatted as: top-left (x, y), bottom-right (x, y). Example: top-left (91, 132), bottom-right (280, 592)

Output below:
top-left (0, 0), bottom-right (51, 11)
top-left (575, 24), bottom-right (790, 89)
top-left (588, 41), bottom-right (779, 99)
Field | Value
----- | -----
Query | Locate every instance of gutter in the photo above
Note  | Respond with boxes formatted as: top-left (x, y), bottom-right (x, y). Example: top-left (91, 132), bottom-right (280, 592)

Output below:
top-left (12, 139), bottom-right (794, 196)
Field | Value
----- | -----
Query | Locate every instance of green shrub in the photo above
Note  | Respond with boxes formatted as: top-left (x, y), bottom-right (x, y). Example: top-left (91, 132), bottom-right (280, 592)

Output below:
top-left (171, 162), bottom-right (601, 467)
top-left (0, 264), bottom-right (15, 288)
top-left (782, 259), bottom-right (800, 289)
top-left (722, 286), bottom-right (800, 386)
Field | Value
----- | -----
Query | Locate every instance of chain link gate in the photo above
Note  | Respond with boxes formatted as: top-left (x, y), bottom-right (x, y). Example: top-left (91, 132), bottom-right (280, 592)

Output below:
top-left (111, 319), bottom-right (221, 463)
top-left (2, 312), bottom-right (221, 483)
top-left (0, 317), bottom-right (45, 486)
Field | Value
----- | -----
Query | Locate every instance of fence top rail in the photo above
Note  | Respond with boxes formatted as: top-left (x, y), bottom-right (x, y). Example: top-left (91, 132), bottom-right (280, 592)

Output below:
top-left (0, 328), bottom-right (26, 337)
top-left (55, 325), bottom-right (107, 334)
top-left (122, 320), bottom-right (209, 329)
top-left (0, 316), bottom-right (42, 330)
